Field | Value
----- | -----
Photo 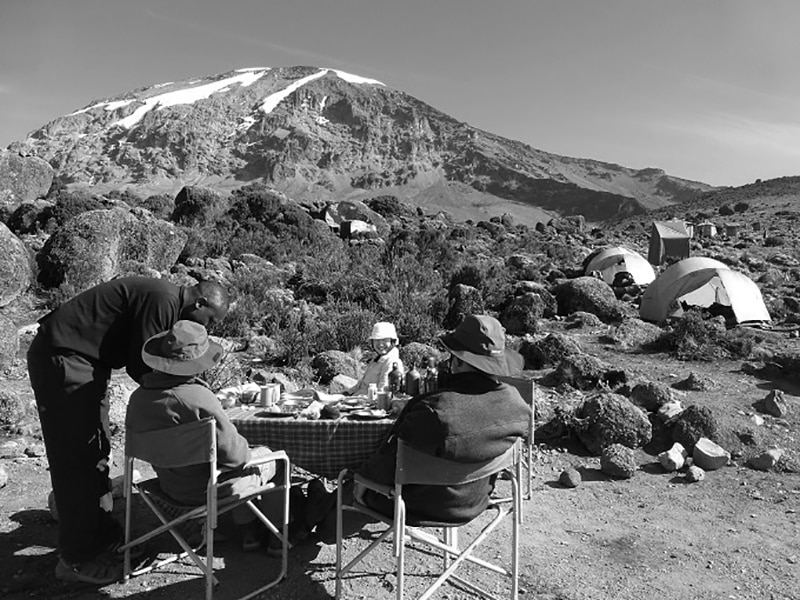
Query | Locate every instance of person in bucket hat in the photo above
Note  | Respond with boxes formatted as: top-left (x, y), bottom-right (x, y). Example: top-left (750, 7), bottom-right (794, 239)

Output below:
top-left (127, 320), bottom-right (289, 555)
top-left (346, 321), bottom-right (404, 396)
top-left (439, 314), bottom-right (523, 378)
top-left (306, 314), bottom-right (530, 544)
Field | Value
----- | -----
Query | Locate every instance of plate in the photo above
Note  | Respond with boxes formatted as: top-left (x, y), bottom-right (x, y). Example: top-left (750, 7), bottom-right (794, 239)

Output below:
top-left (254, 410), bottom-right (295, 419)
top-left (348, 409), bottom-right (389, 420)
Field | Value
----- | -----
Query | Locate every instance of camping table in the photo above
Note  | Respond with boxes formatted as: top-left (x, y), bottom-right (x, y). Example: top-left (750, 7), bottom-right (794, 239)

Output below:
top-left (227, 406), bottom-right (394, 479)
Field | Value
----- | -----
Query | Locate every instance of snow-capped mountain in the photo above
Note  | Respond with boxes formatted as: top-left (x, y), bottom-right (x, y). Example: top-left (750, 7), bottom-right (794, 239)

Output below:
top-left (10, 65), bottom-right (714, 222)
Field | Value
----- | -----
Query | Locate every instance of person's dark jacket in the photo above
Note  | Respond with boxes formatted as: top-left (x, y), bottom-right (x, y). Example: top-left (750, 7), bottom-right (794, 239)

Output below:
top-left (36, 277), bottom-right (186, 383)
top-left (357, 371), bottom-right (530, 524)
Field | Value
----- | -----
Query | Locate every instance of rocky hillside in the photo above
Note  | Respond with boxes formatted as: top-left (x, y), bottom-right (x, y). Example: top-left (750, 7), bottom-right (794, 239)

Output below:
top-left (5, 66), bottom-right (713, 224)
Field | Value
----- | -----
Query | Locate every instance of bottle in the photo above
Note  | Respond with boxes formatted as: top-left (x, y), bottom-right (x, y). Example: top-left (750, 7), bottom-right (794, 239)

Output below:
top-left (405, 364), bottom-right (421, 396)
top-left (423, 357), bottom-right (438, 394)
top-left (388, 362), bottom-right (405, 396)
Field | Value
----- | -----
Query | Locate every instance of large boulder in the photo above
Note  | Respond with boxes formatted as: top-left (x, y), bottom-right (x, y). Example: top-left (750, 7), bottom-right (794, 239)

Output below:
top-left (572, 392), bottom-right (652, 455)
top-left (553, 276), bottom-right (625, 322)
top-left (0, 222), bottom-right (33, 307)
top-left (0, 151), bottom-right (54, 206)
top-left (171, 186), bottom-right (227, 227)
top-left (499, 292), bottom-right (543, 335)
top-left (36, 207), bottom-right (187, 290)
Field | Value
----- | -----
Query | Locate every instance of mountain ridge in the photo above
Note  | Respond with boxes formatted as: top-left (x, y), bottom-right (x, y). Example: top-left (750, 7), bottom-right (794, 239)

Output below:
top-left (8, 65), bottom-right (715, 224)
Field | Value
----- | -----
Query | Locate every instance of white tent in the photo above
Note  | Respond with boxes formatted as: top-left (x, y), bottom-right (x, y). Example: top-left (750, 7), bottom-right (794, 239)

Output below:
top-left (639, 257), bottom-right (771, 324)
top-left (584, 247), bottom-right (656, 285)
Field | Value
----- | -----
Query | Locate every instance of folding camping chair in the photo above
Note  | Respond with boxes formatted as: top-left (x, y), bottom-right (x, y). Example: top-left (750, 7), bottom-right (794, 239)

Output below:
top-left (496, 375), bottom-right (537, 499)
top-left (120, 417), bottom-right (291, 600)
top-left (335, 438), bottom-right (522, 600)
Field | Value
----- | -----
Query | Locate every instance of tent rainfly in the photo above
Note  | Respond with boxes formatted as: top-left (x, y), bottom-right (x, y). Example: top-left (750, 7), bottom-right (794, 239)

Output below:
top-left (639, 257), bottom-right (771, 324)
top-left (584, 247), bottom-right (656, 286)
top-left (648, 220), bottom-right (691, 265)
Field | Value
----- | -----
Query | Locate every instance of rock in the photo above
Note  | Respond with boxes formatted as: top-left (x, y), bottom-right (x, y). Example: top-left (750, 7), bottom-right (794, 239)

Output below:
top-left (672, 405), bottom-right (720, 453)
top-left (630, 381), bottom-right (674, 412)
top-left (0, 390), bottom-right (28, 428)
top-left (0, 222), bottom-right (33, 307)
top-left (750, 414), bottom-right (765, 426)
top-left (604, 317), bottom-right (663, 350)
top-left (693, 437), bottom-right (730, 471)
top-left (572, 392), bottom-right (652, 456)
top-left (658, 442), bottom-right (688, 472)
top-left (512, 281), bottom-right (558, 317)
top-left (171, 185), bottom-right (227, 227)
top-left (23, 443), bottom-right (46, 458)
top-left (564, 311), bottom-right (603, 329)
top-left (674, 371), bottom-right (715, 391)
top-left (552, 353), bottom-right (627, 391)
top-left (552, 276), bottom-right (626, 322)
top-left (600, 443), bottom-right (637, 479)
top-left (329, 373), bottom-right (358, 393)
top-left (521, 332), bottom-right (583, 369)
top-left (748, 448), bottom-right (783, 471)
top-left (685, 465), bottom-right (705, 482)
top-left (760, 390), bottom-right (788, 418)
top-left (36, 207), bottom-right (187, 290)
top-left (0, 313), bottom-right (20, 372)
top-left (0, 440), bottom-right (23, 459)
top-left (657, 400), bottom-right (684, 423)
top-left (0, 150), bottom-right (54, 205)
top-left (499, 292), bottom-right (544, 335)
top-left (0, 464), bottom-right (7, 488)
top-left (559, 467), bottom-right (582, 488)
top-left (311, 350), bottom-right (361, 384)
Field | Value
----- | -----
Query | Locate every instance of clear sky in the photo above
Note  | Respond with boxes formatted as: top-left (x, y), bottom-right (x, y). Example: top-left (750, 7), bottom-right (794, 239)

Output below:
top-left (1, 0), bottom-right (798, 187)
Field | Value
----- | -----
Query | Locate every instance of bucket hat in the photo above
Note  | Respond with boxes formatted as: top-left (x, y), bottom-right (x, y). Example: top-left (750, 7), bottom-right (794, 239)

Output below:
top-left (142, 320), bottom-right (223, 376)
top-left (439, 315), bottom-right (523, 377)
top-left (369, 322), bottom-right (398, 341)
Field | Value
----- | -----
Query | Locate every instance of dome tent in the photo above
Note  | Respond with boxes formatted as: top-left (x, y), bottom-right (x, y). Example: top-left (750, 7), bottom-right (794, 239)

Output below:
top-left (584, 247), bottom-right (656, 286)
top-left (639, 257), bottom-right (771, 324)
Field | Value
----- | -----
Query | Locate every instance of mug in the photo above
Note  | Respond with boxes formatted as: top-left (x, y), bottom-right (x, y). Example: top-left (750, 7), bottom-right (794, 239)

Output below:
top-left (260, 383), bottom-right (281, 408)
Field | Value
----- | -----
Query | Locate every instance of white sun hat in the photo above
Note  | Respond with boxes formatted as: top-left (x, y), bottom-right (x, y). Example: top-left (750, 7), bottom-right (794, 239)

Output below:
top-left (369, 322), bottom-right (398, 341)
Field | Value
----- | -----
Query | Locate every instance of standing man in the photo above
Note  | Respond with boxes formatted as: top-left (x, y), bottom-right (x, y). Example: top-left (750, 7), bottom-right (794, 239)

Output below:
top-left (27, 276), bottom-right (229, 584)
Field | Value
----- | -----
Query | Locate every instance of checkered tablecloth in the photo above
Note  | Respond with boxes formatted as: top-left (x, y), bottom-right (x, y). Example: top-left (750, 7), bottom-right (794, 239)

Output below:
top-left (227, 407), bottom-right (394, 479)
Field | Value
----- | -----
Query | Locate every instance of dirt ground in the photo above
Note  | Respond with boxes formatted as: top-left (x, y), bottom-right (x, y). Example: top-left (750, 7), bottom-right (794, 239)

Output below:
top-left (1, 325), bottom-right (799, 600)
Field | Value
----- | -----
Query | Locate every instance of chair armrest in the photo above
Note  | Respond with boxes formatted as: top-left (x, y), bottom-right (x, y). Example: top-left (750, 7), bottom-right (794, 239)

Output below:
top-left (352, 473), bottom-right (394, 498)
top-left (245, 449), bottom-right (289, 468)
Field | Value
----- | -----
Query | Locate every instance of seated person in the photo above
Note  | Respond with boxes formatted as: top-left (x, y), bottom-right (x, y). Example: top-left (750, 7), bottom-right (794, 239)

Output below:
top-left (307, 314), bottom-right (531, 543)
top-left (346, 321), bottom-right (405, 396)
top-left (125, 320), bottom-right (289, 553)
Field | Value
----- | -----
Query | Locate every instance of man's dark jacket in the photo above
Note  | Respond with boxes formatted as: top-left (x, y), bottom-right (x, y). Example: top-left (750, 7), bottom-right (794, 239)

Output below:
top-left (357, 371), bottom-right (531, 524)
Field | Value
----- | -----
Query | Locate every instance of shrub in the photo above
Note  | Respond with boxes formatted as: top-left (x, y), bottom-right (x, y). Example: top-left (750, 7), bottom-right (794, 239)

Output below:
top-left (141, 194), bottom-right (174, 219)
top-left (648, 310), bottom-right (755, 361)
top-left (43, 191), bottom-right (105, 228)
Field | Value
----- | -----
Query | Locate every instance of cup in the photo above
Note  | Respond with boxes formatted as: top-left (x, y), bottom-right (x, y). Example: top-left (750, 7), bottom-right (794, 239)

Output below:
top-left (376, 391), bottom-right (391, 411)
top-left (260, 383), bottom-right (281, 408)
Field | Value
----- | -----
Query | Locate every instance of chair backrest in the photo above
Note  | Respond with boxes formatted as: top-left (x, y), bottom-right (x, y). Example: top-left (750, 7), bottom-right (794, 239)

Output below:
top-left (395, 439), bottom-right (519, 486)
top-left (495, 375), bottom-right (536, 413)
top-left (125, 417), bottom-right (217, 469)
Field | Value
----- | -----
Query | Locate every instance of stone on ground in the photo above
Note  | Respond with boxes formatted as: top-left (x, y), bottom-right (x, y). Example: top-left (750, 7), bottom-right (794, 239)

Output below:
top-left (692, 437), bottom-right (730, 471)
